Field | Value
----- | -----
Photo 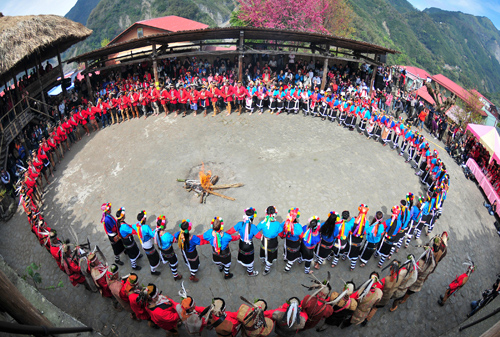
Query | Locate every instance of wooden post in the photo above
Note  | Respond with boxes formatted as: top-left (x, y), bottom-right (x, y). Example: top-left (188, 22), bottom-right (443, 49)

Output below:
top-left (238, 31), bottom-right (244, 83)
top-left (152, 44), bottom-right (159, 86)
top-left (0, 268), bottom-right (54, 328)
top-left (84, 61), bottom-right (93, 103)
top-left (57, 47), bottom-right (67, 97)
top-left (320, 45), bottom-right (329, 91)
top-left (35, 53), bottom-right (48, 115)
top-left (370, 61), bottom-right (378, 94)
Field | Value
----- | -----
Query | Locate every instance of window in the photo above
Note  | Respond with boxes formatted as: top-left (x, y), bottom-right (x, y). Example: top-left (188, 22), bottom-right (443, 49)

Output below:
top-left (137, 28), bottom-right (143, 38)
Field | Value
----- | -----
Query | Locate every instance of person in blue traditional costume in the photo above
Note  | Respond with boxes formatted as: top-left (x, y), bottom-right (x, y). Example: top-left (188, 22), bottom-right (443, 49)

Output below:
top-left (257, 206), bottom-right (283, 276)
top-left (154, 215), bottom-right (182, 281)
top-left (135, 210), bottom-right (161, 276)
top-left (280, 208), bottom-right (303, 273)
top-left (299, 216), bottom-right (321, 274)
top-left (203, 216), bottom-right (239, 280)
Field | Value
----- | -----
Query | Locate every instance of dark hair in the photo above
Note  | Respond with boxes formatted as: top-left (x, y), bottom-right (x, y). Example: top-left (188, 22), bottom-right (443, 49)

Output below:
top-left (309, 219), bottom-right (318, 228)
top-left (320, 213), bottom-right (336, 238)
top-left (266, 206), bottom-right (276, 215)
top-left (341, 211), bottom-right (350, 220)
top-left (400, 200), bottom-right (407, 207)
top-left (137, 211), bottom-right (146, 223)
top-left (212, 218), bottom-right (222, 231)
top-left (245, 208), bottom-right (255, 217)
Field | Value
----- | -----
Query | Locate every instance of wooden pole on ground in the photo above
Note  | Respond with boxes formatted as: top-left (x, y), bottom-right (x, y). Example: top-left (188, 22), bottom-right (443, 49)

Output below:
top-left (320, 45), bottom-right (329, 91)
top-left (57, 46), bottom-right (67, 97)
top-left (152, 43), bottom-right (159, 86)
top-left (84, 61), bottom-right (93, 103)
top-left (370, 60), bottom-right (378, 94)
top-left (0, 268), bottom-right (54, 328)
top-left (238, 31), bottom-right (244, 83)
top-left (35, 52), bottom-right (48, 115)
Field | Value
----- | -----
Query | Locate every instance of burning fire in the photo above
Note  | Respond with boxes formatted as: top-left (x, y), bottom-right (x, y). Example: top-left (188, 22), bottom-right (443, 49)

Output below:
top-left (199, 162), bottom-right (212, 191)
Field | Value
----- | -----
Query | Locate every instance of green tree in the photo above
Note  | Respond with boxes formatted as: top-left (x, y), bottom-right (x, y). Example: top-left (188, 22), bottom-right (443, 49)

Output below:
top-left (100, 38), bottom-right (110, 48)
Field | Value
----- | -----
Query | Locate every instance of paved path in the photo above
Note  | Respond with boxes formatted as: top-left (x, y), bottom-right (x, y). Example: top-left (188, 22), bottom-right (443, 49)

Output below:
top-left (1, 112), bottom-right (499, 337)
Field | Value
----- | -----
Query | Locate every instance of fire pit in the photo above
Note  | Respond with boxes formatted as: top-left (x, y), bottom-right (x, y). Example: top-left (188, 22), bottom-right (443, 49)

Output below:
top-left (177, 163), bottom-right (244, 203)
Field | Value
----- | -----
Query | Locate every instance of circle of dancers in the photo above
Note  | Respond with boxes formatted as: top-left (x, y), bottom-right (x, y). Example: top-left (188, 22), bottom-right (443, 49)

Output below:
top-left (15, 73), bottom-right (467, 336)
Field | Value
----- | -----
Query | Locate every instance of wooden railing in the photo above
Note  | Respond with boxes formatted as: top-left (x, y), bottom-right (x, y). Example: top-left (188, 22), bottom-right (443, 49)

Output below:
top-left (24, 69), bottom-right (61, 98)
top-left (0, 97), bottom-right (56, 169)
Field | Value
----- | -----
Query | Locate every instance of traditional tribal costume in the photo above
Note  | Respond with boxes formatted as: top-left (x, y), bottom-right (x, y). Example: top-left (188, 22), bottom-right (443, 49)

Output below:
top-left (269, 297), bottom-right (308, 336)
top-left (375, 206), bottom-right (402, 267)
top-left (314, 212), bottom-right (336, 269)
top-left (31, 216), bottom-right (51, 252)
top-left (382, 116), bottom-right (395, 146)
top-left (135, 211), bottom-right (161, 275)
top-left (399, 128), bottom-right (413, 156)
top-left (365, 114), bottom-right (377, 138)
top-left (404, 196), bottom-right (425, 247)
top-left (88, 252), bottom-right (112, 298)
top-left (117, 207), bottom-right (142, 270)
top-left (257, 206), bottom-right (283, 276)
top-left (395, 248), bottom-right (436, 308)
top-left (300, 273), bottom-right (333, 331)
top-left (154, 215), bottom-right (182, 280)
top-left (236, 298), bottom-right (274, 337)
top-left (365, 260), bottom-right (405, 322)
top-left (203, 298), bottom-right (241, 337)
top-left (322, 282), bottom-right (357, 329)
top-left (391, 119), bottom-right (403, 150)
top-left (389, 255), bottom-right (418, 311)
top-left (145, 283), bottom-right (181, 335)
top-left (415, 196), bottom-right (431, 240)
top-left (350, 273), bottom-right (383, 326)
top-left (175, 219), bottom-right (205, 282)
top-left (256, 84), bottom-right (267, 115)
top-left (331, 211), bottom-right (354, 267)
top-left (393, 195), bottom-right (413, 253)
top-left (348, 204), bottom-right (369, 270)
top-left (175, 286), bottom-right (207, 336)
top-left (203, 216), bottom-right (239, 280)
top-left (438, 259), bottom-right (475, 306)
top-left (359, 107), bottom-right (371, 132)
top-left (120, 274), bottom-right (146, 321)
top-left (280, 208), bottom-right (304, 272)
top-left (299, 217), bottom-right (321, 274)
top-left (101, 203), bottom-right (125, 265)
top-left (230, 207), bottom-right (259, 276)
top-left (300, 88), bottom-right (310, 116)
top-left (49, 231), bottom-right (87, 287)
top-left (106, 264), bottom-right (134, 314)
top-left (360, 212), bottom-right (385, 266)
top-left (246, 83), bottom-right (257, 114)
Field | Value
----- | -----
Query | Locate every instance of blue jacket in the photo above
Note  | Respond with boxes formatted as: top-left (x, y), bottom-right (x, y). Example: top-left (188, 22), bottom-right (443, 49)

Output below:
top-left (257, 218), bottom-right (284, 239)
top-left (174, 231), bottom-right (202, 253)
top-left (203, 230), bottom-right (234, 251)
top-left (301, 225), bottom-right (321, 248)
top-left (280, 221), bottom-right (303, 241)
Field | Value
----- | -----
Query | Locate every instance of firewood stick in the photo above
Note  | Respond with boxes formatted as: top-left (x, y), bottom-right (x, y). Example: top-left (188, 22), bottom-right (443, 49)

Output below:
top-left (210, 183), bottom-right (244, 190)
top-left (204, 189), bottom-right (235, 201)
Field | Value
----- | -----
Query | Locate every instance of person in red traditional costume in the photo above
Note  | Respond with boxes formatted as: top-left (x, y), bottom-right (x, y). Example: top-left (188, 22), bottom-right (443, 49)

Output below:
top-left (300, 273), bottom-right (334, 331)
top-left (221, 81), bottom-right (234, 116)
top-left (145, 283), bottom-right (181, 336)
top-left (438, 258), bottom-right (475, 306)
top-left (203, 297), bottom-right (241, 337)
top-left (87, 252), bottom-right (112, 298)
top-left (49, 230), bottom-right (88, 288)
top-left (268, 297), bottom-right (308, 336)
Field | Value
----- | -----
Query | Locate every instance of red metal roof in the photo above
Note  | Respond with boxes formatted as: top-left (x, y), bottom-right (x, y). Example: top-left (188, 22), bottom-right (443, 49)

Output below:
top-left (399, 65), bottom-right (431, 80)
top-left (109, 16), bottom-right (209, 45)
top-left (416, 86), bottom-right (435, 105)
top-left (137, 16), bottom-right (209, 32)
top-left (431, 74), bottom-right (471, 102)
top-left (471, 89), bottom-right (495, 107)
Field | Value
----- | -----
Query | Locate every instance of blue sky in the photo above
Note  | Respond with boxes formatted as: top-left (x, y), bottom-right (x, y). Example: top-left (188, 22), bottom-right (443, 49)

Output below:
top-left (0, 0), bottom-right (499, 30)
top-left (408, 0), bottom-right (500, 29)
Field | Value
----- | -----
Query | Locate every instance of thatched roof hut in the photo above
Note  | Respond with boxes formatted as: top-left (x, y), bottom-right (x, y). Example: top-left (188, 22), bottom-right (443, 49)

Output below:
top-left (0, 13), bottom-right (92, 83)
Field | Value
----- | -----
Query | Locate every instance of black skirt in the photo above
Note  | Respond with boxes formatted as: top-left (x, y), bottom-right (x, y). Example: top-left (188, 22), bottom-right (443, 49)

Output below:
top-left (284, 238), bottom-right (301, 262)
top-left (300, 242), bottom-right (315, 261)
top-left (238, 240), bottom-right (254, 266)
top-left (325, 308), bottom-right (355, 327)
top-left (260, 237), bottom-right (278, 263)
top-left (144, 246), bottom-right (160, 267)
top-left (212, 246), bottom-right (231, 265)
top-left (348, 235), bottom-right (364, 259)
top-left (182, 248), bottom-right (200, 271)
top-left (315, 238), bottom-right (334, 259)
top-left (377, 237), bottom-right (395, 256)
top-left (122, 236), bottom-right (140, 260)
top-left (108, 235), bottom-right (125, 256)
top-left (160, 245), bottom-right (178, 265)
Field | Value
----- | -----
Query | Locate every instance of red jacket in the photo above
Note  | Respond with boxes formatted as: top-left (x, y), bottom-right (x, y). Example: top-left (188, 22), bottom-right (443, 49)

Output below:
top-left (221, 85), bottom-right (234, 102)
top-left (147, 297), bottom-right (180, 331)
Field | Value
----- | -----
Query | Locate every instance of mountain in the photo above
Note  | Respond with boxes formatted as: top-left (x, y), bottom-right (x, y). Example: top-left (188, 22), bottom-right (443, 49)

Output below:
top-left (64, 0), bottom-right (102, 26)
top-left (67, 0), bottom-right (235, 56)
top-left (348, 0), bottom-right (500, 103)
